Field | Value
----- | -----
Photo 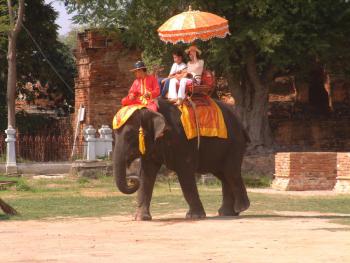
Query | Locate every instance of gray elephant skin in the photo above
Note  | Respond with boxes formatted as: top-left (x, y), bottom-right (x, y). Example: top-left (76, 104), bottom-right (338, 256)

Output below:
top-left (113, 98), bottom-right (250, 220)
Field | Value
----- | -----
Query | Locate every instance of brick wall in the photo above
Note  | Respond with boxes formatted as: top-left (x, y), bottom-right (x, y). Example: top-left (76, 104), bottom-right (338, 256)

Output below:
top-left (269, 74), bottom-right (350, 152)
top-left (272, 152), bottom-right (350, 192)
top-left (74, 30), bottom-right (140, 129)
top-left (272, 119), bottom-right (350, 151)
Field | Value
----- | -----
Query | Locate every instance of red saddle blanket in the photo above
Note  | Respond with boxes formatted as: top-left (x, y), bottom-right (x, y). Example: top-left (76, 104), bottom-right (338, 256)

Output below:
top-left (179, 96), bottom-right (228, 140)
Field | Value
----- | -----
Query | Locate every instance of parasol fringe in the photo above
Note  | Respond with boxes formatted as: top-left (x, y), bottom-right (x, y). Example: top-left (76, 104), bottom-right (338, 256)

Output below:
top-left (160, 32), bottom-right (230, 44)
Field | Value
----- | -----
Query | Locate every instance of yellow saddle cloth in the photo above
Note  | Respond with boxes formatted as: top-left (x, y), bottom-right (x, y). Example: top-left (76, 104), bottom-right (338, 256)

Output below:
top-left (179, 97), bottom-right (228, 140)
top-left (112, 105), bottom-right (146, 129)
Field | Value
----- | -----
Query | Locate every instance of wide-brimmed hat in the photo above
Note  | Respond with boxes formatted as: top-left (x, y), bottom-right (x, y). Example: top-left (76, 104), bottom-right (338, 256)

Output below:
top-left (130, 61), bottom-right (147, 71)
top-left (185, 45), bottom-right (202, 55)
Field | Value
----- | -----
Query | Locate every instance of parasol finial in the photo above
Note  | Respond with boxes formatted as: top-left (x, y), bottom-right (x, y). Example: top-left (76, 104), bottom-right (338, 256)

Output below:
top-left (188, 5), bottom-right (192, 11)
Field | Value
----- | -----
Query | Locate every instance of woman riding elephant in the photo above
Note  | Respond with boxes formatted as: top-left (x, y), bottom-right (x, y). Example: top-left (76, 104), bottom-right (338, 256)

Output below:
top-left (113, 96), bottom-right (250, 221)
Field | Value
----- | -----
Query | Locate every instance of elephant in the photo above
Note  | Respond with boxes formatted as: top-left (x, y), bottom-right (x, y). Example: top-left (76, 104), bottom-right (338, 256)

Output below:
top-left (113, 98), bottom-right (250, 220)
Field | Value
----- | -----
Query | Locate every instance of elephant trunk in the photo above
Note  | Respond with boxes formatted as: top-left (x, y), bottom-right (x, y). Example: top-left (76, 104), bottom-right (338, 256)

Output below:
top-left (113, 139), bottom-right (140, 195)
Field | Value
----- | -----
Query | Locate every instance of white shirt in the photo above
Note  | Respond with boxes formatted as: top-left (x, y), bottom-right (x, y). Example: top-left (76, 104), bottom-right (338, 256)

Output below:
top-left (187, 59), bottom-right (204, 77)
top-left (169, 62), bottom-right (187, 75)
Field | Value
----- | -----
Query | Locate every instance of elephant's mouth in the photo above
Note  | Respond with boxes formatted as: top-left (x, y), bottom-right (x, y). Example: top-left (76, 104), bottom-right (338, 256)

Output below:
top-left (126, 152), bottom-right (141, 168)
top-left (127, 157), bottom-right (141, 175)
top-left (125, 157), bottom-right (141, 189)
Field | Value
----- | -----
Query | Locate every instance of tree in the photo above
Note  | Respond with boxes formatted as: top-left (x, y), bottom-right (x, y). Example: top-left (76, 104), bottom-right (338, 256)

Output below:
top-left (0, 0), bottom-right (76, 131)
top-left (63, 0), bottom-right (350, 150)
top-left (6, 0), bottom-right (24, 128)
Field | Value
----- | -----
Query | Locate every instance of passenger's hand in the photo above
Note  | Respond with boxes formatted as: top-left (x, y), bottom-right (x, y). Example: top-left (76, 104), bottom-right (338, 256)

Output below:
top-left (161, 78), bottom-right (167, 84)
top-left (144, 91), bottom-right (151, 99)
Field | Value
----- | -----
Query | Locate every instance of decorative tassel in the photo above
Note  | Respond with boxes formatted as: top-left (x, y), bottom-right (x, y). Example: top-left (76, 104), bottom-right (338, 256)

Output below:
top-left (139, 127), bottom-right (146, 155)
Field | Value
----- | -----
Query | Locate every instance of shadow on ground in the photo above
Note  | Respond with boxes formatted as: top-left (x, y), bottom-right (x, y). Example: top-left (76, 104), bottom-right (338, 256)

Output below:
top-left (152, 214), bottom-right (350, 228)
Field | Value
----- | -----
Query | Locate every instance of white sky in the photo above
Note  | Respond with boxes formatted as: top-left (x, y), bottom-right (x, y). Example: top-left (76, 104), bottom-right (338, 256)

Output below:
top-left (44, 0), bottom-right (75, 36)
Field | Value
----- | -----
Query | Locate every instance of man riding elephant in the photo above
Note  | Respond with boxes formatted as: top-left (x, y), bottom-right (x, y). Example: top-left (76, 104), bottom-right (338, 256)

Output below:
top-left (121, 61), bottom-right (160, 112)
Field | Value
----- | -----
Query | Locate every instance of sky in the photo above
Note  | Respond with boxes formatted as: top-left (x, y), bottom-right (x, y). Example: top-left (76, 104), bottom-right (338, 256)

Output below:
top-left (44, 0), bottom-right (75, 36)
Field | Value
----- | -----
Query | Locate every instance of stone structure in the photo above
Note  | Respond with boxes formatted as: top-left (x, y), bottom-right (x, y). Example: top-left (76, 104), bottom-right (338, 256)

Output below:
top-left (333, 153), bottom-right (350, 192)
top-left (272, 152), bottom-right (350, 192)
top-left (83, 125), bottom-right (113, 161)
top-left (5, 126), bottom-right (17, 174)
top-left (74, 30), bottom-right (140, 128)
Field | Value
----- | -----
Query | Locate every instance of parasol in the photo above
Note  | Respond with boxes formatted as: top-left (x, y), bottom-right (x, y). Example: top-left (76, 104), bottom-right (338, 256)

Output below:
top-left (158, 6), bottom-right (230, 44)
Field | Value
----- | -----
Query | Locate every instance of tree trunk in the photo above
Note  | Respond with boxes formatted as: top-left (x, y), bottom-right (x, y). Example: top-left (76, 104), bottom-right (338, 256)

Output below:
top-left (229, 52), bottom-right (273, 151)
top-left (6, 0), bottom-right (25, 129)
top-left (7, 35), bottom-right (17, 128)
top-left (308, 62), bottom-right (330, 114)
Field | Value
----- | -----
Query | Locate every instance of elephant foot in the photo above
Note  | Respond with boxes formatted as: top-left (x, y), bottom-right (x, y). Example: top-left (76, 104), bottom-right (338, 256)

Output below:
top-left (185, 209), bottom-right (206, 219)
top-left (218, 207), bottom-right (239, 216)
top-left (134, 210), bottom-right (152, 221)
top-left (234, 197), bottom-right (250, 213)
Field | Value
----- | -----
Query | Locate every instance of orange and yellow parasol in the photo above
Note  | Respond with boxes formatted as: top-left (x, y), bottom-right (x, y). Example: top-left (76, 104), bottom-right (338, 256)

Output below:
top-left (158, 6), bottom-right (230, 44)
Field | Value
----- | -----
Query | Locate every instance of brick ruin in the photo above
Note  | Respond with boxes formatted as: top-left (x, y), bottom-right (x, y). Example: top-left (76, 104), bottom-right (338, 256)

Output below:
top-left (74, 30), bottom-right (140, 129)
top-left (272, 152), bottom-right (350, 192)
top-left (269, 75), bottom-right (350, 151)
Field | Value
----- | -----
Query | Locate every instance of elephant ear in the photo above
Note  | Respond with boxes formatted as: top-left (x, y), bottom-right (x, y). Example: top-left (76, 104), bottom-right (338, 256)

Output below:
top-left (141, 109), bottom-right (167, 141)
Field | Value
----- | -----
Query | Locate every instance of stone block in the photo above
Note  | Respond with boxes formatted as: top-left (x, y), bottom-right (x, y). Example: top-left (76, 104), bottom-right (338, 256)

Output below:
top-left (272, 152), bottom-right (338, 191)
top-left (70, 160), bottom-right (112, 178)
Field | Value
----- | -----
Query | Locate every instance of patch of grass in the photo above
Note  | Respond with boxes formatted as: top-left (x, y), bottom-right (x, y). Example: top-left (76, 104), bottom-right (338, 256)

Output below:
top-left (243, 172), bottom-right (272, 188)
top-left (15, 178), bottom-right (31, 191)
top-left (0, 175), bottom-right (19, 182)
top-left (77, 177), bottom-right (90, 185)
top-left (0, 175), bottom-right (31, 191)
top-left (0, 176), bottom-right (349, 226)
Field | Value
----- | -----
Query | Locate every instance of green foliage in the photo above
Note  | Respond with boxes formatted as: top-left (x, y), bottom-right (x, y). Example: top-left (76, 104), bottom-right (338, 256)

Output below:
top-left (0, 0), bottom-right (76, 129)
top-left (58, 26), bottom-right (87, 51)
top-left (62, 0), bottom-right (350, 79)
top-left (0, 0), bottom-right (9, 34)
top-left (15, 111), bottom-right (59, 134)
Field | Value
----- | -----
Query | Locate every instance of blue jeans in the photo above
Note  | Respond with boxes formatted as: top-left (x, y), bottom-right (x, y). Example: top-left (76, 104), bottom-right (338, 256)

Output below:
top-left (158, 78), bottom-right (170, 97)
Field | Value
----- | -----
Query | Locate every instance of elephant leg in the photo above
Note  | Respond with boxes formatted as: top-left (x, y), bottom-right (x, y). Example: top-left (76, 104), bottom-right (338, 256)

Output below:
top-left (223, 152), bottom-right (250, 213)
top-left (217, 176), bottom-right (239, 216)
top-left (135, 161), bottom-right (160, 221)
top-left (177, 170), bottom-right (206, 219)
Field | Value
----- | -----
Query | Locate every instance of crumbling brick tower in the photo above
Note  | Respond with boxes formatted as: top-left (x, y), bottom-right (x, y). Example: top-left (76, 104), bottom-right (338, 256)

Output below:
top-left (74, 30), bottom-right (140, 128)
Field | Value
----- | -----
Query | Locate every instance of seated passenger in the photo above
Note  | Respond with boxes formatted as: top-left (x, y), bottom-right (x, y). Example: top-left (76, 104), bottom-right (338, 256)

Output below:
top-left (167, 45), bottom-right (204, 105)
top-left (160, 50), bottom-right (187, 97)
top-left (121, 61), bottom-right (160, 111)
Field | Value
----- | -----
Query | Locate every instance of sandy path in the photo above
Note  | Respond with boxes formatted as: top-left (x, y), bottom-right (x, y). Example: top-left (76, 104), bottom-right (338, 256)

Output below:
top-left (1, 213), bottom-right (350, 263)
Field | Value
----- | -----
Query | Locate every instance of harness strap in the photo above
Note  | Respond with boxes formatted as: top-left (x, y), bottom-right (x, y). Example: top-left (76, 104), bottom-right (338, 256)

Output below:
top-left (188, 97), bottom-right (200, 149)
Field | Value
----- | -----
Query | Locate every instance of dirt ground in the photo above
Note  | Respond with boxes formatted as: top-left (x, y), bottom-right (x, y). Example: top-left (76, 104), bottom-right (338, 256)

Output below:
top-left (1, 211), bottom-right (349, 263)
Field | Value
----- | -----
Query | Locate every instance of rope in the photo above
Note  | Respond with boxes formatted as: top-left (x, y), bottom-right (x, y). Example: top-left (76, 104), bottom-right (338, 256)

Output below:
top-left (21, 23), bottom-right (74, 94)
